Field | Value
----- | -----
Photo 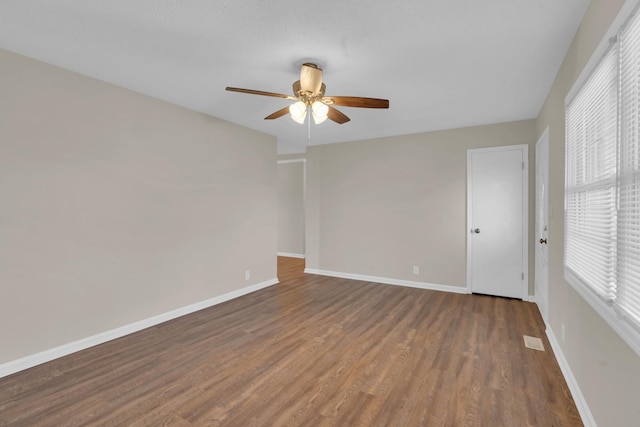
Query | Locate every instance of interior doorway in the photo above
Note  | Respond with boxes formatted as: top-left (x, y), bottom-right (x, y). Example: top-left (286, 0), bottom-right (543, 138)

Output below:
top-left (535, 128), bottom-right (550, 323)
top-left (277, 159), bottom-right (306, 259)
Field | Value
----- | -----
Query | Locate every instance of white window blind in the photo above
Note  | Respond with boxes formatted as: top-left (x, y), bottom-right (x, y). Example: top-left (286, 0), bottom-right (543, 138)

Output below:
top-left (618, 13), bottom-right (640, 331)
top-left (565, 7), bottom-right (640, 352)
top-left (565, 44), bottom-right (618, 303)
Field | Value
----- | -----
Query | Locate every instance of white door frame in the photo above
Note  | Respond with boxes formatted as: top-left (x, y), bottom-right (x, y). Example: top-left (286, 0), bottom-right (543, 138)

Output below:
top-left (535, 128), bottom-right (550, 323)
top-left (466, 144), bottom-right (529, 299)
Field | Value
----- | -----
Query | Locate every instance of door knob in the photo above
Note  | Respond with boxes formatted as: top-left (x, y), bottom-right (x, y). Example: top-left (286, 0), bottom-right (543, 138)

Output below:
top-left (471, 228), bottom-right (480, 234)
top-left (539, 238), bottom-right (548, 244)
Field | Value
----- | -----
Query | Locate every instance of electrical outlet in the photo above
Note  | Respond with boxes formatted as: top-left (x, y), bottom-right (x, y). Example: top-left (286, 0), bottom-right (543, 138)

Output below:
top-left (561, 324), bottom-right (566, 342)
top-left (412, 266), bottom-right (420, 275)
top-left (245, 270), bottom-right (251, 280)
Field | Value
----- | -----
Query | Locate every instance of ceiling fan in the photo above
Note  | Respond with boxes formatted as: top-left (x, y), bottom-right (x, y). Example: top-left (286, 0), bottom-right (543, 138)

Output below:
top-left (225, 63), bottom-right (389, 125)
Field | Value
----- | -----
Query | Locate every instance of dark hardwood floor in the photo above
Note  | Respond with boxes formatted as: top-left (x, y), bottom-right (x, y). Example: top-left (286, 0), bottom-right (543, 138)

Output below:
top-left (0, 257), bottom-right (581, 426)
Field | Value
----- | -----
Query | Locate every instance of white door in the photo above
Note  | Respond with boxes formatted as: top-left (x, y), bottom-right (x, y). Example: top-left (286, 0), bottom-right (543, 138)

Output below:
top-left (535, 129), bottom-right (549, 322)
top-left (467, 145), bottom-right (528, 299)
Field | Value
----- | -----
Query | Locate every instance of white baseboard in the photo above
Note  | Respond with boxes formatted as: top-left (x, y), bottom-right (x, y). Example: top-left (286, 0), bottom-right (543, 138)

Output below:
top-left (0, 277), bottom-right (279, 379)
top-left (277, 252), bottom-right (305, 259)
top-left (304, 268), bottom-right (468, 295)
top-left (545, 326), bottom-right (596, 427)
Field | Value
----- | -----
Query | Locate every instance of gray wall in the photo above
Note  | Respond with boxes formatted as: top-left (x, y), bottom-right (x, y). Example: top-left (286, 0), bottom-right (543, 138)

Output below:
top-left (277, 160), bottom-right (305, 256)
top-left (536, 0), bottom-right (640, 425)
top-left (305, 120), bottom-right (536, 289)
top-left (0, 49), bottom-right (277, 365)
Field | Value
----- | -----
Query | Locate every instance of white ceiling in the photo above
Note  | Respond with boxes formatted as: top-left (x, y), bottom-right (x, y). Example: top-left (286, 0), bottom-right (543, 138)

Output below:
top-left (0, 0), bottom-right (590, 154)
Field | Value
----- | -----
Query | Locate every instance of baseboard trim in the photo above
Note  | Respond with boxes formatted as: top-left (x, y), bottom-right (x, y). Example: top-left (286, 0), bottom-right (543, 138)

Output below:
top-left (304, 268), bottom-right (468, 295)
top-left (545, 326), bottom-right (596, 427)
top-left (277, 252), bottom-right (306, 259)
top-left (0, 277), bottom-right (279, 379)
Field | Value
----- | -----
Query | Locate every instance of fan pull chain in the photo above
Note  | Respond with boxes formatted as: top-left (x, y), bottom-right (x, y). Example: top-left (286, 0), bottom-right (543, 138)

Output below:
top-left (307, 106), bottom-right (311, 144)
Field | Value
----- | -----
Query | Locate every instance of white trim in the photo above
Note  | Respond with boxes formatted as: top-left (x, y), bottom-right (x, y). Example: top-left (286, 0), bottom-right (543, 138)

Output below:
top-left (545, 326), bottom-right (597, 427)
top-left (304, 268), bottom-right (469, 295)
top-left (0, 277), bottom-right (279, 379)
top-left (466, 150), bottom-right (473, 294)
top-left (277, 252), bottom-right (305, 259)
top-left (277, 159), bottom-right (306, 164)
top-left (466, 144), bottom-right (529, 300)
top-left (522, 146), bottom-right (530, 300)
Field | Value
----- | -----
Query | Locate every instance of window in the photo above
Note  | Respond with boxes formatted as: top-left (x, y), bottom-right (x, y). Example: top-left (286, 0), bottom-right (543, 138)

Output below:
top-left (565, 7), bottom-right (640, 355)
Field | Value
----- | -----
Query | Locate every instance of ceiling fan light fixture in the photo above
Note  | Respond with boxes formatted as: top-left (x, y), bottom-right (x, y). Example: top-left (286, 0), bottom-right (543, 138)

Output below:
top-left (226, 61), bottom-right (388, 126)
top-left (311, 101), bottom-right (329, 124)
top-left (289, 101), bottom-right (307, 124)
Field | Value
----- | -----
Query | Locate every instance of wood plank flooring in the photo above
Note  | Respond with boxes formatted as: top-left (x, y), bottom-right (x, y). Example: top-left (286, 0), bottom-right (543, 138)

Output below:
top-left (0, 257), bottom-right (582, 426)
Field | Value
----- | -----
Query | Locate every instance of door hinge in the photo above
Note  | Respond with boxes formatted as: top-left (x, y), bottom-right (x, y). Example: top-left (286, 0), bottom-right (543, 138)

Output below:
top-left (522, 161), bottom-right (525, 170)
top-left (522, 272), bottom-right (525, 280)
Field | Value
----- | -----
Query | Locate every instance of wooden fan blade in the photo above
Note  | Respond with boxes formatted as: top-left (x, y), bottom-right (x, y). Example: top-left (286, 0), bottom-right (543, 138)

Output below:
top-left (226, 87), bottom-right (296, 100)
top-left (324, 96), bottom-right (389, 109)
top-left (327, 106), bottom-right (350, 124)
top-left (300, 63), bottom-right (323, 94)
top-left (264, 106), bottom-right (290, 120)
